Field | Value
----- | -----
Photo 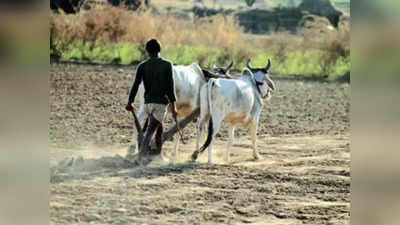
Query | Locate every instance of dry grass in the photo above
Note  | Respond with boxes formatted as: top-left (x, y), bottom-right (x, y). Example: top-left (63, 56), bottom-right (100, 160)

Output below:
top-left (301, 15), bottom-right (350, 57)
top-left (300, 15), bottom-right (350, 74)
top-left (50, 6), bottom-right (242, 48)
top-left (261, 32), bottom-right (302, 64)
top-left (50, 7), bottom-right (350, 76)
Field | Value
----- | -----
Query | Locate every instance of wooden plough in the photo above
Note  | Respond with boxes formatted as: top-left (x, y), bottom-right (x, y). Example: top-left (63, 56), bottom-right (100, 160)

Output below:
top-left (128, 107), bottom-right (200, 164)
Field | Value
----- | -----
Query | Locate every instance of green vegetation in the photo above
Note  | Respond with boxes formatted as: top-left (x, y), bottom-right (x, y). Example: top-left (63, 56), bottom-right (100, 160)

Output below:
top-left (56, 42), bottom-right (349, 77)
top-left (51, 7), bottom-right (349, 78)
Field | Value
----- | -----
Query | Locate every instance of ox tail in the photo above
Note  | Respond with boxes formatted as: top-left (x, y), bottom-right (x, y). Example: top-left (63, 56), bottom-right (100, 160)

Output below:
top-left (198, 79), bottom-right (215, 154)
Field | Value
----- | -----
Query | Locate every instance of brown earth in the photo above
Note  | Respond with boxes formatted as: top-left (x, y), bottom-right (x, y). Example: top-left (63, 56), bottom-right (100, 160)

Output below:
top-left (50, 63), bottom-right (350, 224)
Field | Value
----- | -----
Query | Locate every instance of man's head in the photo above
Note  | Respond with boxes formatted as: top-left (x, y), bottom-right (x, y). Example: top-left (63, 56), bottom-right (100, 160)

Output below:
top-left (145, 39), bottom-right (161, 56)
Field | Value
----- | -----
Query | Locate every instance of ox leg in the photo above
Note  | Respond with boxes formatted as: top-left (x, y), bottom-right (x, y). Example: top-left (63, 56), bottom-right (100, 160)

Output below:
top-left (208, 144), bottom-right (213, 164)
top-left (207, 118), bottom-right (222, 164)
top-left (195, 117), bottom-right (207, 153)
top-left (226, 126), bottom-right (235, 163)
top-left (250, 123), bottom-right (262, 160)
top-left (202, 122), bottom-right (208, 141)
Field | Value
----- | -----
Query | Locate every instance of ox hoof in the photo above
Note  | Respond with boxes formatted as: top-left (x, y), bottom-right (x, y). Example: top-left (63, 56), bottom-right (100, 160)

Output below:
top-left (190, 153), bottom-right (198, 162)
top-left (254, 154), bottom-right (263, 160)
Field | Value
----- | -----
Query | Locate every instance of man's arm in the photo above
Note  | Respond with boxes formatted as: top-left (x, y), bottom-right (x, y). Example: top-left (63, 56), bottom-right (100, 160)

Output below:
top-left (126, 65), bottom-right (143, 111)
top-left (128, 65), bottom-right (144, 104)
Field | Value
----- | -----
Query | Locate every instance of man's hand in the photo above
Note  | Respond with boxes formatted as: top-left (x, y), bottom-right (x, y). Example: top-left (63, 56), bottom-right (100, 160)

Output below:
top-left (125, 103), bottom-right (134, 112)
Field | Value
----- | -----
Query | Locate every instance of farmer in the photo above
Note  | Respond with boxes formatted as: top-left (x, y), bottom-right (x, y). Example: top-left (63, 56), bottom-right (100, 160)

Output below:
top-left (125, 38), bottom-right (178, 158)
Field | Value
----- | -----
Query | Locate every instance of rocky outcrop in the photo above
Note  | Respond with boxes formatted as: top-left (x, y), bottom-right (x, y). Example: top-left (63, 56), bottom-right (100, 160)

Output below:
top-left (236, 7), bottom-right (305, 34)
top-left (236, 0), bottom-right (344, 34)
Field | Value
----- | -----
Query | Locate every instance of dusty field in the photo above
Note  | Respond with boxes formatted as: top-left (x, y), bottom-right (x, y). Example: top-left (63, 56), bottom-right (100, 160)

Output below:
top-left (50, 63), bottom-right (350, 224)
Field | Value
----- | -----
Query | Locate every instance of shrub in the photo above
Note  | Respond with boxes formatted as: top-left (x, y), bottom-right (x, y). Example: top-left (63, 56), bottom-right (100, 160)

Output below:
top-left (50, 7), bottom-right (242, 48)
top-left (300, 15), bottom-right (350, 76)
top-left (50, 7), bottom-right (350, 77)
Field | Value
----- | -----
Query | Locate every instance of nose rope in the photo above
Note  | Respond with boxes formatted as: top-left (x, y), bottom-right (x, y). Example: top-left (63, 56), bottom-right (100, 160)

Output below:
top-left (255, 80), bottom-right (272, 99)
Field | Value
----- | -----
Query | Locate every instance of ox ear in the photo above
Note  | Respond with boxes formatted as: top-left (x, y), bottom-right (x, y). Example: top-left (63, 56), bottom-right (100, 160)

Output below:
top-left (265, 58), bottom-right (271, 71)
top-left (265, 76), bottom-right (275, 91)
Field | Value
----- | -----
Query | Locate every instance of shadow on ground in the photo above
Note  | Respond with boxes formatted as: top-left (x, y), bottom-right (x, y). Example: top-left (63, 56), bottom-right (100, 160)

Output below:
top-left (50, 155), bottom-right (205, 183)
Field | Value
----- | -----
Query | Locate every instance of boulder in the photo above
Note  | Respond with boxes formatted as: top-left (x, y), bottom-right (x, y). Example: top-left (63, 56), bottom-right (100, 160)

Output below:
top-left (298, 0), bottom-right (342, 27)
top-left (236, 0), bottom-right (344, 34)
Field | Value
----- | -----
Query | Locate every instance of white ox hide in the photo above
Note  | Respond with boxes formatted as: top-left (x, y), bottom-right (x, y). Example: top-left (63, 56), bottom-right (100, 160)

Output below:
top-left (128, 63), bottom-right (231, 160)
top-left (192, 59), bottom-right (275, 164)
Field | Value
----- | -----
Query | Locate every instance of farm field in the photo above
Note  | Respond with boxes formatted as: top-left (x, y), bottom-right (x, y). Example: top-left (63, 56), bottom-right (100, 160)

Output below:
top-left (50, 63), bottom-right (350, 224)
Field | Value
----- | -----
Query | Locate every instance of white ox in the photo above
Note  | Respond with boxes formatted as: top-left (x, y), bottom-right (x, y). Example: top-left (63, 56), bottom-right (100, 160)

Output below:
top-left (192, 59), bottom-right (276, 164)
top-left (128, 62), bottom-right (232, 159)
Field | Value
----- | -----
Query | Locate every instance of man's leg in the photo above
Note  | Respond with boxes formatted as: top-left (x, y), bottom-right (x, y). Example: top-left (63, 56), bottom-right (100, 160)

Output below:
top-left (139, 114), bottom-right (160, 157)
top-left (149, 103), bottom-right (167, 156)
top-left (153, 121), bottom-right (163, 155)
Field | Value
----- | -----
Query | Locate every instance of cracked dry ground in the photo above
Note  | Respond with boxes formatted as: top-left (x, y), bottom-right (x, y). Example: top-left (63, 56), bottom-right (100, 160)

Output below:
top-left (50, 64), bottom-right (350, 225)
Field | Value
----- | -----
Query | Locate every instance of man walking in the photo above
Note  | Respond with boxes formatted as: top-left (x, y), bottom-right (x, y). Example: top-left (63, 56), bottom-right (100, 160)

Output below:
top-left (125, 39), bottom-right (178, 159)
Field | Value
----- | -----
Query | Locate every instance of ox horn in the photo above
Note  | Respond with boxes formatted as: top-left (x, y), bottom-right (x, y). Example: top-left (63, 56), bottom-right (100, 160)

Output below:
top-left (265, 58), bottom-right (271, 71)
top-left (246, 59), bottom-right (253, 70)
top-left (226, 61), bottom-right (233, 71)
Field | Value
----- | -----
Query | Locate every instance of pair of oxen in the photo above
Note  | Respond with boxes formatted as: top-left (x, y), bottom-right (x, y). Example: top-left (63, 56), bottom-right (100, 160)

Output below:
top-left (129, 59), bottom-right (275, 164)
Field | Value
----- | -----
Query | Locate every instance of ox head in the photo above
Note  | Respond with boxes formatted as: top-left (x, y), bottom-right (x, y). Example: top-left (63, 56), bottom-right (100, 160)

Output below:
top-left (246, 58), bottom-right (275, 99)
top-left (202, 61), bottom-right (233, 80)
top-left (210, 61), bottom-right (233, 78)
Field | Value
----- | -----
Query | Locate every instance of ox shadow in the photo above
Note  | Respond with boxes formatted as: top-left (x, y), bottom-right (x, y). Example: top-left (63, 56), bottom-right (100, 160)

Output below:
top-left (50, 155), bottom-right (205, 184)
